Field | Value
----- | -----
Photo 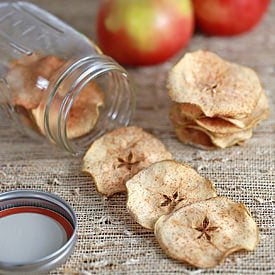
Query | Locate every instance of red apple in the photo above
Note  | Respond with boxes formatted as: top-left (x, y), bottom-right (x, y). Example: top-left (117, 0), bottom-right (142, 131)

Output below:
top-left (193, 0), bottom-right (270, 36)
top-left (96, 0), bottom-right (194, 66)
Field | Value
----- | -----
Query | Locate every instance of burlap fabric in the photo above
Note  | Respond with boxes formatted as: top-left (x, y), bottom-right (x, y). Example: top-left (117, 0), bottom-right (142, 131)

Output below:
top-left (0, 1), bottom-right (274, 274)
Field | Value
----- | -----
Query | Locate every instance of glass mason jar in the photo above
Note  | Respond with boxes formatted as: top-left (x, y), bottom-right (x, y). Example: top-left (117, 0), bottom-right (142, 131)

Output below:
top-left (0, 1), bottom-right (135, 155)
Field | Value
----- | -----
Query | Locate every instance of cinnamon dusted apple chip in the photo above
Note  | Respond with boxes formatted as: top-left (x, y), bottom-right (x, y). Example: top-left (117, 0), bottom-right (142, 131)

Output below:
top-left (175, 125), bottom-right (252, 149)
top-left (32, 75), bottom-right (104, 139)
top-left (174, 126), bottom-right (217, 150)
top-left (155, 196), bottom-right (259, 268)
top-left (178, 103), bottom-right (203, 120)
top-left (189, 125), bottom-right (252, 148)
top-left (172, 93), bottom-right (269, 135)
top-left (171, 104), bottom-right (244, 135)
top-left (169, 104), bottom-right (193, 127)
top-left (195, 117), bottom-right (245, 135)
top-left (82, 127), bottom-right (172, 197)
top-left (126, 160), bottom-right (216, 230)
top-left (65, 81), bottom-right (104, 139)
top-left (6, 54), bottom-right (64, 109)
top-left (220, 91), bottom-right (270, 129)
top-left (168, 50), bottom-right (262, 118)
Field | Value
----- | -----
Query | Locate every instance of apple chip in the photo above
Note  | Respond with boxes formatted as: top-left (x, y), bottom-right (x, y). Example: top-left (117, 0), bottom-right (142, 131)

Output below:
top-left (195, 117), bottom-right (245, 135)
top-left (82, 127), bottom-right (173, 197)
top-left (178, 103), bottom-right (203, 120)
top-left (189, 125), bottom-right (253, 148)
top-left (174, 126), bottom-right (217, 150)
top-left (65, 81), bottom-right (104, 139)
top-left (32, 77), bottom-right (104, 139)
top-left (169, 104), bottom-right (193, 127)
top-left (170, 103), bottom-right (244, 135)
top-left (175, 125), bottom-right (252, 149)
top-left (126, 160), bottom-right (216, 230)
top-left (155, 196), bottom-right (259, 268)
top-left (220, 91), bottom-right (270, 129)
top-left (168, 50), bottom-right (262, 118)
top-left (171, 103), bottom-right (253, 135)
top-left (6, 54), bottom-right (64, 109)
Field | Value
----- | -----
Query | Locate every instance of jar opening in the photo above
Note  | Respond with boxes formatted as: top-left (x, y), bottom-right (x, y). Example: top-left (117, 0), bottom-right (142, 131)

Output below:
top-left (44, 56), bottom-right (135, 155)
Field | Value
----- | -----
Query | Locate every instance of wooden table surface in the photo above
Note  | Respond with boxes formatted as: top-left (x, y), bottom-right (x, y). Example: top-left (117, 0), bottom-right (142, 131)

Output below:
top-left (0, 1), bottom-right (274, 274)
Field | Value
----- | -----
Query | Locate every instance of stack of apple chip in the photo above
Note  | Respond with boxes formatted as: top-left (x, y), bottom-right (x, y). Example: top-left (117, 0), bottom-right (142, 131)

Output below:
top-left (167, 50), bottom-right (269, 149)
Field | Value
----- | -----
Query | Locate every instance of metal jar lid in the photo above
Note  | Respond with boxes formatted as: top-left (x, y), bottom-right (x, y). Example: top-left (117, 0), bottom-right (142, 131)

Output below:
top-left (0, 190), bottom-right (77, 274)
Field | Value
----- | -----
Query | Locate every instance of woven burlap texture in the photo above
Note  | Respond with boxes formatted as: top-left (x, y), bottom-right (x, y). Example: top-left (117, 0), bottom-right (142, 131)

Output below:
top-left (0, 0), bottom-right (274, 274)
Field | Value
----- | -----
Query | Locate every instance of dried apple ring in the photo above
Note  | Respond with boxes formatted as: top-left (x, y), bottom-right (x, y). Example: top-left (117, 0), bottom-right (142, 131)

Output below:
top-left (220, 91), bottom-right (269, 129)
top-left (155, 196), bottom-right (259, 268)
top-left (174, 126), bottom-right (217, 150)
top-left (126, 160), bottom-right (216, 230)
top-left (60, 80), bottom-right (104, 139)
top-left (174, 125), bottom-right (252, 149)
top-left (168, 50), bottom-right (263, 118)
top-left (177, 103), bottom-right (203, 120)
top-left (6, 54), bottom-right (64, 109)
top-left (82, 126), bottom-right (172, 197)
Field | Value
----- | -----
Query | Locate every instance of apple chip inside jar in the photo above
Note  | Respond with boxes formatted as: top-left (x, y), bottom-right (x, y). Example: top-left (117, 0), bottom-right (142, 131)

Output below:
top-left (82, 126), bottom-right (173, 197)
top-left (6, 54), bottom-right (105, 140)
top-left (5, 54), bottom-right (64, 109)
top-left (155, 196), bottom-right (259, 268)
top-left (62, 80), bottom-right (104, 139)
top-left (30, 63), bottom-right (104, 140)
top-left (32, 85), bottom-right (104, 139)
top-left (126, 160), bottom-right (217, 230)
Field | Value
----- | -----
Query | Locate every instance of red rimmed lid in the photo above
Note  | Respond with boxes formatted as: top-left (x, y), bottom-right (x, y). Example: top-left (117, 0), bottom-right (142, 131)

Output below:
top-left (0, 205), bottom-right (74, 264)
top-left (0, 190), bottom-right (77, 273)
top-left (0, 206), bottom-right (74, 239)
